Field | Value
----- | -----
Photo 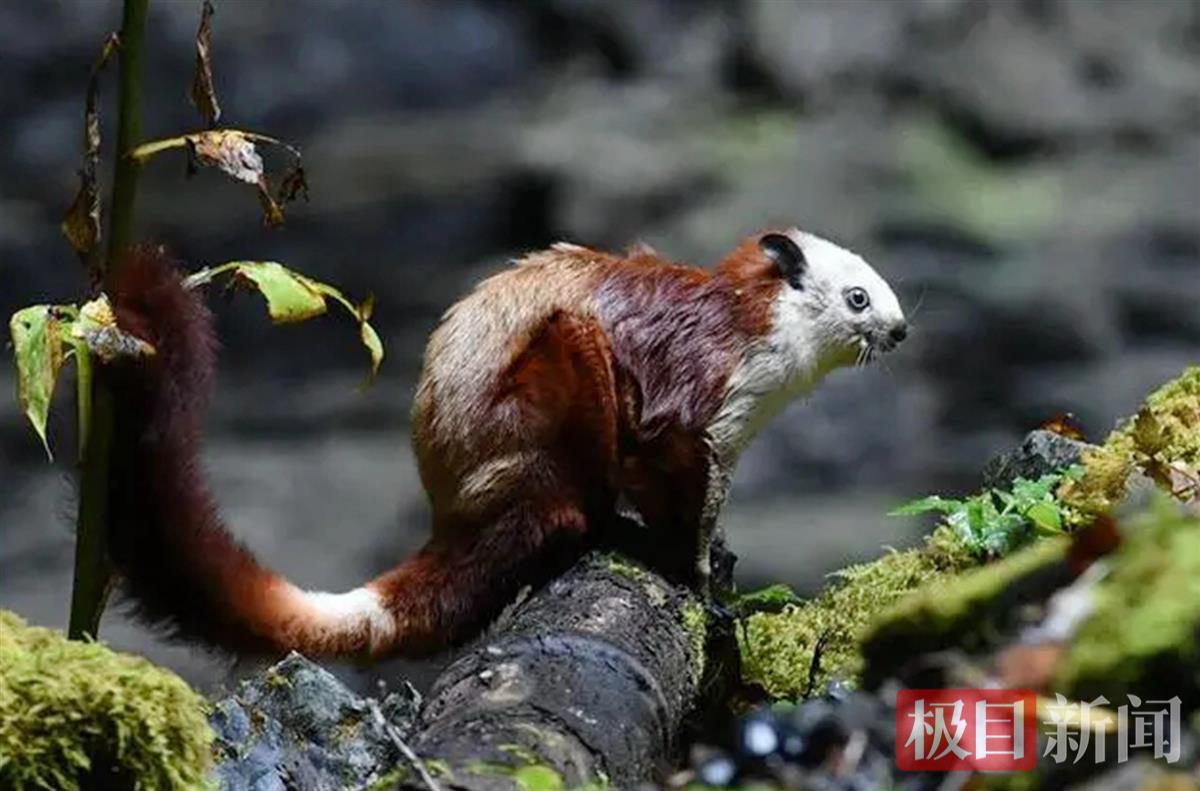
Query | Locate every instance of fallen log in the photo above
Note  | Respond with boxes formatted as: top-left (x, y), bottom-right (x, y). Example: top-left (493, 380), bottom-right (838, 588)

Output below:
top-left (404, 550), bottom-right (727, 791)
top-left (209, 543), bottom-right (735, 791)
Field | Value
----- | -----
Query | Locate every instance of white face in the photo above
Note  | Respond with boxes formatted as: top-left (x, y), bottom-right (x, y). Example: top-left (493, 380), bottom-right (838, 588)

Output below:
top-left (708, 229), bottom-right (907, 463)
top-left (769, 228), bottom-right (907, 371)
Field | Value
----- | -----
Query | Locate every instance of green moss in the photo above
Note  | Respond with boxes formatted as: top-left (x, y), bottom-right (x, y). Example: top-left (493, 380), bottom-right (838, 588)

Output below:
top-left (1060, 366), bottom-right (1200, 519)
top-left (738, 530), bottom-right (976, 699)
top-left (680, 600), bottom-right (708, 682)
top-left (461, 760), bottom-right (566, 791)
top-left (0, 610), bottom-right (213, 791)
top-left (860, 538), bottom-right (1069, 686)
top-left (513, 764), bottom-right (565, 791)
top-left (871, 537), bottom-right (1067, 641)
top-left (1055, 498), bottom-right (1200, 705)
top-left (739, 368), bottom-right (1198, 703)
top-left (601, 553), bottom-right (652, 583)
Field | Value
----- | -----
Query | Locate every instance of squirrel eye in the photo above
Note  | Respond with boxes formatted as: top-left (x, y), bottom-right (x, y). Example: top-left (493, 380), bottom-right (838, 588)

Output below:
top-left (845, 287), bottom-right (870, 312)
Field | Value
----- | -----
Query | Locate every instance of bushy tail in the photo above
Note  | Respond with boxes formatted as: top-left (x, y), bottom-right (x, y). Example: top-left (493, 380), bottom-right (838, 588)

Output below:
top-left (104, 248), bottom-right (396, 656)
top-left (103, 247), bottom-right (572, 658)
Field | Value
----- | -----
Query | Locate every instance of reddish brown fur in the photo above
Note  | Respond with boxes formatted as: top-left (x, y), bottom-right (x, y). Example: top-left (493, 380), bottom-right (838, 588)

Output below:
top-left (105, 238), bottom-right (789, 658)
top-left (108, 247), bottom-right (295, 653)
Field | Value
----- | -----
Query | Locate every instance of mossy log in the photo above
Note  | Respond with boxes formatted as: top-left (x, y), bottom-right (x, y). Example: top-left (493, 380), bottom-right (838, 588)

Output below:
top-left (403, 552), bottom-right (717, 791)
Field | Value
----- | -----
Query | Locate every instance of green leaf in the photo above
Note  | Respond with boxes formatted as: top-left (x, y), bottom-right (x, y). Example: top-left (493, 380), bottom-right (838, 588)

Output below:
top-left (889, 495), bottom-right (964, 516)
top-left (9, 306), bottom-right (72, 459)
top-left (1025, 501), bottom-right (1063, 534)
top-left (301, 278), bottom-right (384, 380)
top-left (184, 261), bottom-right (384, 379)
top-left (357, 319), bottom-right (384, 380)
top-left (189, 261), bottom-right (326, 323)
top-left (964, 495), bottom-right (993, 533)
top-left (1010, 474), bottom-right (1060, 503)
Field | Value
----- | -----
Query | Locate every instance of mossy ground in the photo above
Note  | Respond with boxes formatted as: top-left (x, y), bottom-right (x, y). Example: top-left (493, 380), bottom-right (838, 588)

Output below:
top-left (1054, 498), bottom-right (1200, 706)
top-left (0, 610), bottom-right (213, 791)
top-left (740, 367), bottom-right (1199, 702)
top-left (737, 527), bottom-right (975, 699)
top-left (1059, 366), bottom-right (1200, 519)
top-left (860, 537), bottom-right (1069, 686)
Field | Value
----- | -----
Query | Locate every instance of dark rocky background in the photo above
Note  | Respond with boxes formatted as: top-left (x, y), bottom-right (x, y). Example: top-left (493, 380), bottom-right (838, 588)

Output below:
top-left (1, 0), bottom-right (1197, 690)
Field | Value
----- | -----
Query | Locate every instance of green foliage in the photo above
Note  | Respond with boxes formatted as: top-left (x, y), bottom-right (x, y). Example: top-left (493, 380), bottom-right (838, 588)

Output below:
top-left (11, 0), bottom-right (367, 641)
top-left (891, 468), bottom-right (1081, 559)
top-left (1060, 366), bottom-right (1200, 518)
top-left (183, 260), bottom-right (383, 379)
top-left (0, 610), bottom-right (213, 791)
top-left (740, 368), bottom-right (1200, 704)
top-left (8, 267), bottom-right (383, 458)
top-left (9, 305), bottom-right (74, 457)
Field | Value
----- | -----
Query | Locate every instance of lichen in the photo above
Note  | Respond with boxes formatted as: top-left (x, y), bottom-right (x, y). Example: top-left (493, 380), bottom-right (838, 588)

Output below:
top-left (264, 669), bottom-right (291, 690)
top-left (738, 528), bottom-right (976, 699)
top-left (1059, 366), bottom-right (1200, 519)
top-left (1054, 497), bottom-right (1200, 704)
top-left (0, 610), bottom-right (213, 791)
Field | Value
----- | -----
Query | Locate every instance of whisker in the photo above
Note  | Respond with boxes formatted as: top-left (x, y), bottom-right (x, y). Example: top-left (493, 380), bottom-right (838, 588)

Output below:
top-left (907, 285), bottom-right (928, 321)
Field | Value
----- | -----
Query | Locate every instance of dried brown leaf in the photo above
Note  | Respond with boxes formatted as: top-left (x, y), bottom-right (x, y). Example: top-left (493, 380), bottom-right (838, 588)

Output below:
top-left (131, 129), bottom-right (306, 227)
top-left (256, 176), bottom-right (285, 228)
top-left (190, 0), bottom-right (221, 127)
top-left (277, 164), bottom-right (310, 205)
top-left (190, 129), bottom-right (264, 184)
top-left (61, 33), bottom-right (119, 271)
top-left (72, 295), bottom-right (156, 363)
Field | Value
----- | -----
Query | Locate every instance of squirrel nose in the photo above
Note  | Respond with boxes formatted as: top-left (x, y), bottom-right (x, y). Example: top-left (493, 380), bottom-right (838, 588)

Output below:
top-left (888, 322), bottom-right (908, 345)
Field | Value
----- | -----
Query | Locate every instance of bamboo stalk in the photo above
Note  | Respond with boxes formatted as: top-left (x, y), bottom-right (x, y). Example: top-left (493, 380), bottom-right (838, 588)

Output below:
top-left (68, 0), bottom-right (149, 640)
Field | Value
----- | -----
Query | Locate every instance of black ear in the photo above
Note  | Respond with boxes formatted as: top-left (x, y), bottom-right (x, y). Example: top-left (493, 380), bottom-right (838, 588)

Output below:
top-left (759, 233), bottom-right (807, 286)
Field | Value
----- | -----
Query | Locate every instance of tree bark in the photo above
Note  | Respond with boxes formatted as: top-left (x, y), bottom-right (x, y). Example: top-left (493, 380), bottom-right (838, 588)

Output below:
top-left (406, 551), bottom-right (722, 790)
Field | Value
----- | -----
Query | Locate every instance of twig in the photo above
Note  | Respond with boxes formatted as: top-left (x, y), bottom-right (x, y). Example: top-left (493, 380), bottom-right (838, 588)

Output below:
top-left (802, 629), bottom-right (831, 699)
top-left (368, 700), bottom-right (443, 791)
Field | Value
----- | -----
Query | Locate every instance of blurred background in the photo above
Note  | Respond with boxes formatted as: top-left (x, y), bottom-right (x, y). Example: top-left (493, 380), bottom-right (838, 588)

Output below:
top-left (0, 0), bottom-right (1197, 690)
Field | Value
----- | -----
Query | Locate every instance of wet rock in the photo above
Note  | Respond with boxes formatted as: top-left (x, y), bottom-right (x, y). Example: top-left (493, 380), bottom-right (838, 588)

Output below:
top-left (209, 653), bottom-right (420, 791)
top-left (982, 429), bottom-right (1094, 490)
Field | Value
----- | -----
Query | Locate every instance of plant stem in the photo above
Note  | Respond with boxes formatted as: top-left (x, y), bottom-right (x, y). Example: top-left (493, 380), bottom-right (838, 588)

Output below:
top-left (69, 0), bottom-right (149, 640)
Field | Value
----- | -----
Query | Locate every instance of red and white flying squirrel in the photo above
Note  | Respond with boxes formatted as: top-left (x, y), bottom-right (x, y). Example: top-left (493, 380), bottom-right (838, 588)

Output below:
top-left (104, 230), bottom-right (907, 659)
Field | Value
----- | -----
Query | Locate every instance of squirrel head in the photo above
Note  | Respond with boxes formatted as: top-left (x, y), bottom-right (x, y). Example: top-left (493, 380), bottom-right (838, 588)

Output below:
top-left (719, 228), bottom-right (907, 373)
